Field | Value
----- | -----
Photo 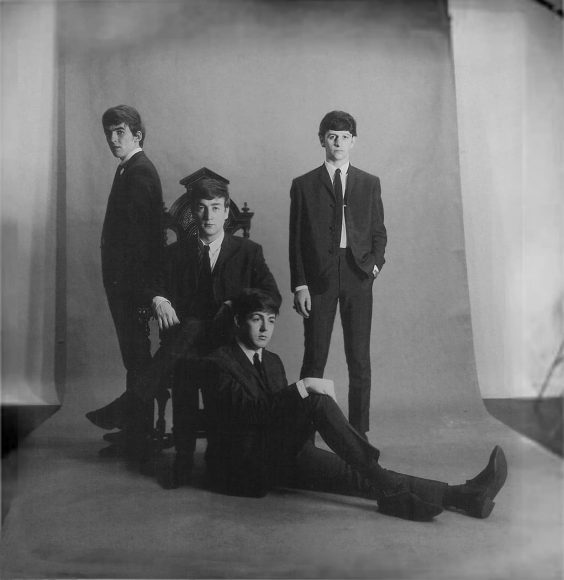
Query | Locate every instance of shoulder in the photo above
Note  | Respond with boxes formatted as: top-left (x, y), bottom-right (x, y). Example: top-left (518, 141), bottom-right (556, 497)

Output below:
top-left (292, 165), bottom-right (322, 185)
top-left (127, 152), bottom-right (160, 180)
top-left (263, 349), bottom-right (283, 366)
top-left (262, 350), bottom-right (285, 374)
top-left (224, 234), bottom-right (262, 254)
top-left (202, 344), bottom-right (247, 380)
top-left (349, 166), bottom-right (380, 183)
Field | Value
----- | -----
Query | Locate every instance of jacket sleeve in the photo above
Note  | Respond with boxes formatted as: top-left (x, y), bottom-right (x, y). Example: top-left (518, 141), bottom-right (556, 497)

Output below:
top-left (371, 177), bottom-right (387, 271)
top-left (201, 360), bottom-right (303, 428)
top-left (289, 179), bottom-right (307, 291)
top-left (123, 167), bottom-right (164, 300)
top-left (250, 244), bottom-right (282, 308)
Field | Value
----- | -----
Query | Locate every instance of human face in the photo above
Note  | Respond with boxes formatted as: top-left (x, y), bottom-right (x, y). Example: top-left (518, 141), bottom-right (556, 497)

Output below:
top-left (321, 130), bottom-right (355, 166)
top-left (238, 310), bottom-right (276, 350)
top-left (194, 197), bottom-right (229, 242)
top-left (104, 122), bottom-right (141, 161)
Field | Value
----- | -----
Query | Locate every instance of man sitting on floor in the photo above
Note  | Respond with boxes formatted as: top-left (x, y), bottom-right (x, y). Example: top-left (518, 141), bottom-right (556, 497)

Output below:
top-left (195, 288), bottom-right (507, 522)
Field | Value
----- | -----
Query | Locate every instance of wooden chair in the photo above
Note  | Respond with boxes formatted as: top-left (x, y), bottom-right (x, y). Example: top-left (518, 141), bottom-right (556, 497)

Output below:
top-left (141, 167), bottom-right (254, 450)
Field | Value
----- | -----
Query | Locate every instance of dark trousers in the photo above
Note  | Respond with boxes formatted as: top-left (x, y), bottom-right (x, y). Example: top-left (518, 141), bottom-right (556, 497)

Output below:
top-left (277, 395), bottom-right (447, 506)
top-left (130, 314), bottom-right (231, 454)
top-left (209, 393), bottom-right (448, 506)
top-left (301, 249), bottom-right (374, 433)
top-left (105, 288), bottom-right (152, 392)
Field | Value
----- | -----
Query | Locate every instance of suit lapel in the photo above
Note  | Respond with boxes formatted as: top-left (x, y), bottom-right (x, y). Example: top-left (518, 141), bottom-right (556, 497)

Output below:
top-left (213, 233), bottom-right (235, 275)
top-left (231, 342), bottom-right (269, 392)
top-left (318, 164), bottom-right (336, 200)
top-left (180, 238), bottom-right (200, 294)
top-left (344, 164), bottom-right (357, 205)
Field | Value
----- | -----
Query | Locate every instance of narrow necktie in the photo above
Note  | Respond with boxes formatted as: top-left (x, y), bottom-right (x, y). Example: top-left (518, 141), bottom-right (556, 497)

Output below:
top-left (334, 168), bottom-right (343, 204)
top-left (201, 244), bottom-right (212, 279)
top-left (253, 352), bottom-right (266, 382)
top-left (197, 244), bottom-right (213, 308)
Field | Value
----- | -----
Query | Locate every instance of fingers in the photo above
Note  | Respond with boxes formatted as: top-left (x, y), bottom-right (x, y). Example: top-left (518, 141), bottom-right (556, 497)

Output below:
top-left (293, 290), bottom-right (312, 318)
top-left (156, 305), bottom-right (180, 330)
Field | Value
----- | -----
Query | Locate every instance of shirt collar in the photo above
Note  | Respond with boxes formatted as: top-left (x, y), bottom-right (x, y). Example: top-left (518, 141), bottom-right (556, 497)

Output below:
top-left (236, 338), bottom-right (263, 363)
top-left (324, 160), bottom-right (350, 180)
top-left (200, 230), bottom-right (224, 253)
top-left (120, 147), bottom-right (143, 166)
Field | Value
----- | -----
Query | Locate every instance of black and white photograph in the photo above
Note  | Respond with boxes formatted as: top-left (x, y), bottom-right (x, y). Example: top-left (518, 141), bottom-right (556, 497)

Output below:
top-left (1, 0), bottom-right (563, 578)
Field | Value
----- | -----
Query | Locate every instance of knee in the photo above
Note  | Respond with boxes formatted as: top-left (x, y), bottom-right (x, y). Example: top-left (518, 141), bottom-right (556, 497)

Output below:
top-left (307, 392), bottom-right (339, 414)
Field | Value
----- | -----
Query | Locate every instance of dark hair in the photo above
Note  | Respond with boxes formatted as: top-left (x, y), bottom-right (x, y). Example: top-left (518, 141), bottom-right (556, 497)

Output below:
top-left (233, 289), bottom-right (280, 321)
top-left (318, 110), bottom-right (357, 141)
top-left (189, 178), bottom-right (230, 209)
top-left (102, 105), bottom-right (146, 146)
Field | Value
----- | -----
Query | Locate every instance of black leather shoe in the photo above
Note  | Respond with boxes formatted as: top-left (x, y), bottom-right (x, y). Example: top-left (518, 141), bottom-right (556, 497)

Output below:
top-left (378, 489), bottom-right (443, 522)
top-left (86, 392), bottom-right (131, 430)
top-left (448, 446), bottom-right (508, 518)
top-left (466, 446), bottom-right (507, 493)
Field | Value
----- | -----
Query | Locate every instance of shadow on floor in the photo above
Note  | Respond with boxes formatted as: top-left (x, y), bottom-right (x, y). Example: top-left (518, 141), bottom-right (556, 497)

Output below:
top-left (484, 397), bottom-right (563, 457)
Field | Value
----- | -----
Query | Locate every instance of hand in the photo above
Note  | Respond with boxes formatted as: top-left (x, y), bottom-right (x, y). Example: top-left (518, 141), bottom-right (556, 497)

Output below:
top-left (303, 377), bottom-right (336, 402)
top-left (293, 288), bottom-right (312, 318)
top-left (154, 300), bottom-right (180, 330)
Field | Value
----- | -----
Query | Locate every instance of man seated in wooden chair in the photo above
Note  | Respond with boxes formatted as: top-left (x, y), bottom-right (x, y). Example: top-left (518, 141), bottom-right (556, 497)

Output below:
top-left (87, 178), bottom-right (281, 480)
top-left (197, 288), bottom-right (508, 522)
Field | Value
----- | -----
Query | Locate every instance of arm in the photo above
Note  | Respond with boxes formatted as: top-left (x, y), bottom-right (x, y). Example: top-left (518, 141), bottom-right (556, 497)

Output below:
top-left (289, 180), bottom-right (312, 317)
top-left (289, 179), bottom-right (307, 291)
top-left (371, 177), bottom-right (387, 272)
top-left (201, 361), bottom-right (304, 427)
top-left (250, 244), bottom-right (282, 308)
top-left (123, 168), bottom-right (164, 299)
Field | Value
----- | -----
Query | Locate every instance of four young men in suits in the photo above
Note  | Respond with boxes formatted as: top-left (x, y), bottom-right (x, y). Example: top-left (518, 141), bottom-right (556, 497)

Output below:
top-left (290, 111), bottom-right (387, 436)
top-left (87, 106), bottom-right (507, 520)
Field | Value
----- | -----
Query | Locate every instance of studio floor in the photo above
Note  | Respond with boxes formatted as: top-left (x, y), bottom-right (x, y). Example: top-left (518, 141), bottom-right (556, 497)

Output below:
top-left (1, 377), bottom-right (562, 580)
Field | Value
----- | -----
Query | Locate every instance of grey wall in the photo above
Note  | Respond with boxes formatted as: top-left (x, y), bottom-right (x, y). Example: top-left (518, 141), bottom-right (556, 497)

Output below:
top-left (62, 0), bottom-right (478, 419)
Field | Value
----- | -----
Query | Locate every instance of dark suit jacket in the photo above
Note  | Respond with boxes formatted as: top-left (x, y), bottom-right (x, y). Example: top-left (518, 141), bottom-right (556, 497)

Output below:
top-left (101, 151), bottom-right (163, 304)
top-left (289, 164), bottom-right (387, 293)
top-left (200, 342), bottom-right (301, 496)
top-left (146, 233), bottom-right (281, 319)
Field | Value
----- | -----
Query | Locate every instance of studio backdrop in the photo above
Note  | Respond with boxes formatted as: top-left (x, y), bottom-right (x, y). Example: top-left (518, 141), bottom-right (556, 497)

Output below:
top-left (60, 0), bottom-right (480, 437)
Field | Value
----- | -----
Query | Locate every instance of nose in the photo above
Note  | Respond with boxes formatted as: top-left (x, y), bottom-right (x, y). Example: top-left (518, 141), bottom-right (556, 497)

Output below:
top-left (259, 321), bottom-right (267, 332)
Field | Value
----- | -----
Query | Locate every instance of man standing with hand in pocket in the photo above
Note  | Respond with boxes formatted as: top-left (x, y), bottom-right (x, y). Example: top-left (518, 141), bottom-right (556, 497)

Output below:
top-left (289, 111), bottom-right (387, 438)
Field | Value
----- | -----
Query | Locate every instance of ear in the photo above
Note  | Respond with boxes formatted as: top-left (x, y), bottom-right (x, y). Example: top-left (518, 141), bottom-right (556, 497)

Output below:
top-left (350, 136), bottom-right (356, 149)
top-left (133, 130), bottom-right (142, 143)
top-left (233, 314), bottom-right (241, 328)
